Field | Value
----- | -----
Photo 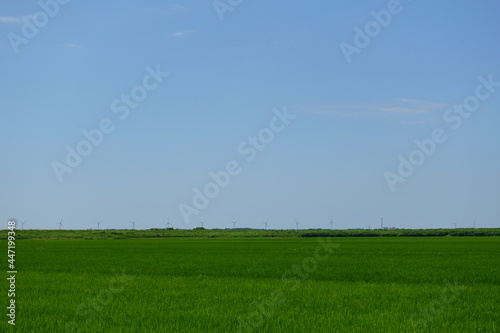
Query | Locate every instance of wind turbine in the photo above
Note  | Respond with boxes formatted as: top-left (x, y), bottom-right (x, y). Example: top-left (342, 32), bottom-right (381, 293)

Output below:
top-left (96, 219), bottom-right (102, 230)
top-left (329, 218), bottom-right (335, 230)
top-left (231, 220), bottom-right (237, 229)
top-left (166, 219), bottom-right (172, 229)
top-left (199, 220), bottom-right (205, 228)
top-left (381, 217), bottom-right (384, 229)
top-left (58, 219), bottom-right (63, 230)
top-left (131, 220), bottom-right (137, 230)
top-left (21, 220), bottom-right (27, 230)
top-left (295, 220), bottom-right (300, 230)
top-left (262, 219), bottom-right (268, 230)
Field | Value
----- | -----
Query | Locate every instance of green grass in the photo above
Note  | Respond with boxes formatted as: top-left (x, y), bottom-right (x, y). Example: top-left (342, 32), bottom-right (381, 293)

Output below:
top-left (2, 237), bottom-right (500, 332)
top-left (6, 227), bottom-right (500, 240)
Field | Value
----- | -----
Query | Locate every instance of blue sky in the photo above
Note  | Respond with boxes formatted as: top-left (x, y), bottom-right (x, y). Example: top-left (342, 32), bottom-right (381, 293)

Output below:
top-left (1, 0), bottom-right (499, 230)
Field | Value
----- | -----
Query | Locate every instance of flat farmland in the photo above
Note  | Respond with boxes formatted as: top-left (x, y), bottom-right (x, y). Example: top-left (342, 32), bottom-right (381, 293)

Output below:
top-left (3, 237), bottom-right (500, 332)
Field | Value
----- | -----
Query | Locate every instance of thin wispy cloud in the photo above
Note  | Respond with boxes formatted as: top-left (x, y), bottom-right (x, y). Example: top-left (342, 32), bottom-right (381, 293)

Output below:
top-left (398, 119), bottom-right (427, 125)
top-left (0, 16), bottom-right (21, 24)
top-left (376, 106), bottom-right (428, 114)
top-left (64, 43), bottom-right (81, 49)
top-left (375, 98), bottom-right (445, 115)
top-left (170, 29), bottom-right (197, 38)
top-left (300, 98), bottom-right (446, 124)
top-left (0, 15), bottom-right (37, 24)
top-left (171, 4), bottom-right (185, 10)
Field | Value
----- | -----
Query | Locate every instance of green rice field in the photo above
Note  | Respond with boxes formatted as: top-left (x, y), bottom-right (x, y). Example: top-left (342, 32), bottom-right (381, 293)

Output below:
top-left (2, 236), bottom-right (500, 332)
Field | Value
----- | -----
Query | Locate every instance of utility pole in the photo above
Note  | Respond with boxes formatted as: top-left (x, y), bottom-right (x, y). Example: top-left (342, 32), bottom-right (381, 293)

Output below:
top-left (262, 220), bottom-right (268, 230)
